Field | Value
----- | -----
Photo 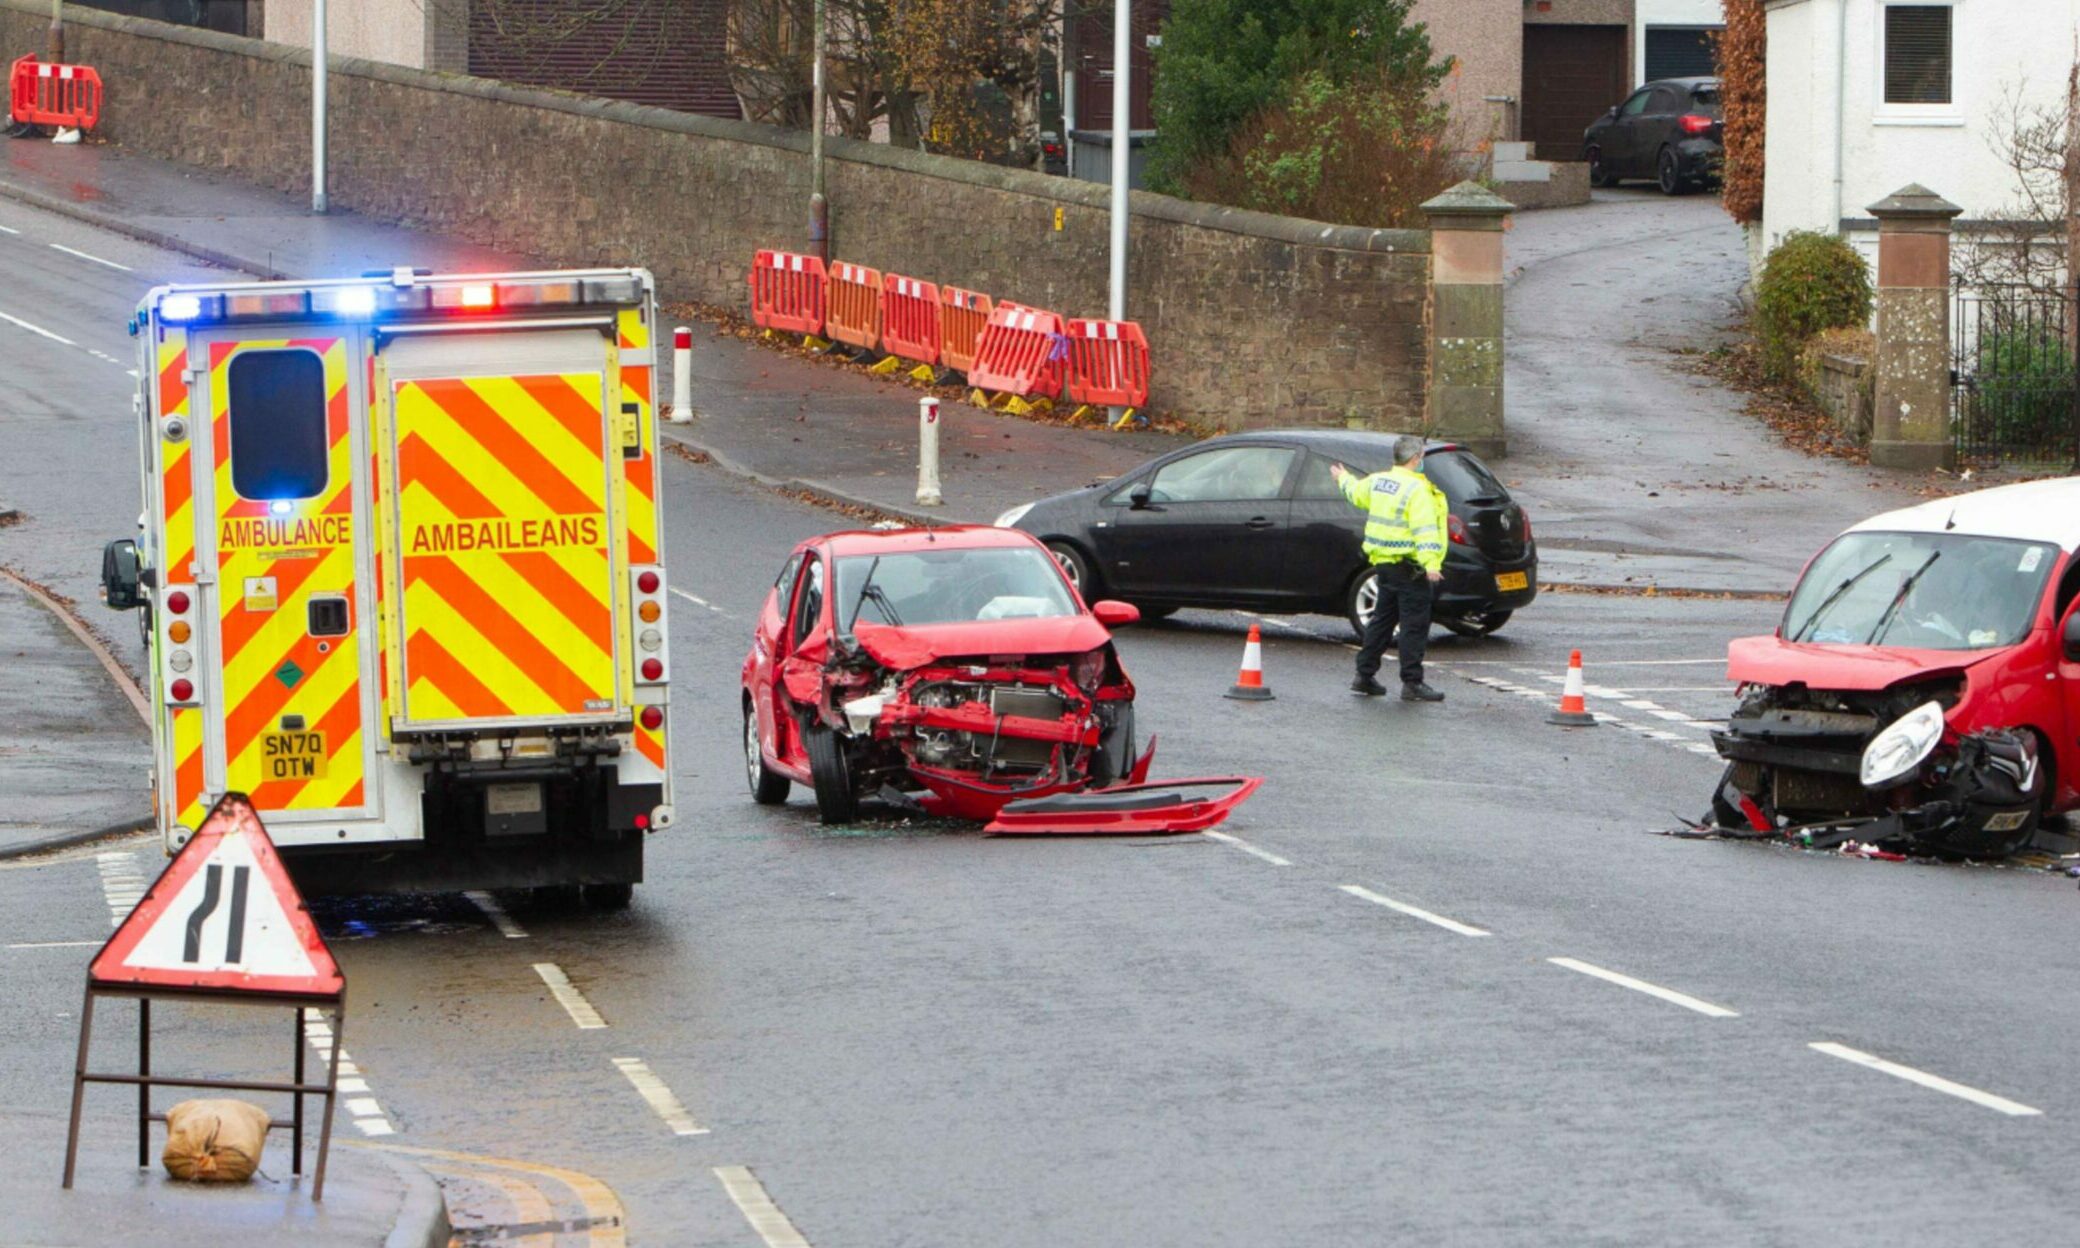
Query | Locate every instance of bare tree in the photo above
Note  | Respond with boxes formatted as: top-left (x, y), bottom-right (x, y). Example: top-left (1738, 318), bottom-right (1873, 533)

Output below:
top-left (1955, 68), bottom-right (2080, 297)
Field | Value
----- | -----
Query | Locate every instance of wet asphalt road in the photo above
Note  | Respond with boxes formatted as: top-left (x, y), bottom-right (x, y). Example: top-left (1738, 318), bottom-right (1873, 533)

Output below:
top-left (3, 199), bottom-right (2080, 1246)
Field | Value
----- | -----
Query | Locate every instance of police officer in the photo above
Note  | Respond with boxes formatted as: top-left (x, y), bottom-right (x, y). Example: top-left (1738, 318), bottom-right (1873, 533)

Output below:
top-left (1331, 435), bottom-right (1447, 702)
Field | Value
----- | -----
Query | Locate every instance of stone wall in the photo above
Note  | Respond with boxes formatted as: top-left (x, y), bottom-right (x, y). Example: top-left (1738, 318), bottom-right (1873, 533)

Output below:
top-left (0, 0), bottom-right (1433, 431)
top-left (1809, 352), bottom-right (1874, 444)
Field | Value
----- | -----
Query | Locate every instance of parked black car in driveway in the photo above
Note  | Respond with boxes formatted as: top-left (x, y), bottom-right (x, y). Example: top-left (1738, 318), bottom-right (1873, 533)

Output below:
top-left (1582, 77), bottom-right (1722, 195)
top-left (995, 431), bottom-right (1537, 639)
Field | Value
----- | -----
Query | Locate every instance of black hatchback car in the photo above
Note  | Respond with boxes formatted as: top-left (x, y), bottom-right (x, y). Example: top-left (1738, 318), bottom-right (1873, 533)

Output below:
top-left (1582, 77), bottom-right (1722, 195)
top-left (995, 431), bottom-right (1537, 638)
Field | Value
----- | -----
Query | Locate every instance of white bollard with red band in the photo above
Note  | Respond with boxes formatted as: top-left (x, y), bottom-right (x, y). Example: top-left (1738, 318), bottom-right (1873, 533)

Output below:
top-left (917, 396), bottom-right (943, 506)
top-left (667, 326), bottom-right (693, 423)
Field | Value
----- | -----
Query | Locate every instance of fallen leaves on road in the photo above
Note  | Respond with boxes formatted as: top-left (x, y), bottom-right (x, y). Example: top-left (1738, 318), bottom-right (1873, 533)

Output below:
top-left (662, 441), bottom-right (711, 466)
top-left (1680, 337), bottom-right (1869, 464)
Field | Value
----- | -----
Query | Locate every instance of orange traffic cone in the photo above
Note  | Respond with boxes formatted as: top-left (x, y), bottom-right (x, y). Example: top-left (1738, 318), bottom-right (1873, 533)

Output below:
top-left (1225, 624), bottom-right (1275, 701)
top-left (1548, 650), bottom-right (1599, 727)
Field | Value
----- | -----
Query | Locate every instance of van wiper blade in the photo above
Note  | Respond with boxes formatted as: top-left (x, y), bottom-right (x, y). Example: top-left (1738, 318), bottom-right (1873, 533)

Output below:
top-left (1865, 551), bottom-right (1941, 645)
top-left (1792, 553), bottom-right (1891, 642)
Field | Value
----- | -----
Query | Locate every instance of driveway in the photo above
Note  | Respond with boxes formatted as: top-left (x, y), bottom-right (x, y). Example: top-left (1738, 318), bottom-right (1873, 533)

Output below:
top-left (1501, 188), bottom-right (1924, 595)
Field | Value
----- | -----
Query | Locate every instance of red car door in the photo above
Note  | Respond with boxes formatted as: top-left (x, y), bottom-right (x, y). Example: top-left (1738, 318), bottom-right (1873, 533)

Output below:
top-left (2054, 558), bottom-right (2080, 809)
top-left (765, 550), bottom-right (831, 772)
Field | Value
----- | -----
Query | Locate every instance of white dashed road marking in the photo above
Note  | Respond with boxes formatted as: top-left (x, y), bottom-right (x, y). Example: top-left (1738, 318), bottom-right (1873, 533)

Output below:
top-left (0, 308), bottom-right (77, 345)
top-left (465, 890), bottom-right (528, 938)
top-left (534, 962), bottom-right (608, 1029)
top-left (50, 242), bottom-right (133, 271)
top-left (1201, 830), bottom-right (1291, 866)
top-left (613, 1057), bottom-right (707, 1135)
top-left (669, 587), bottom-right (726, 614)
top-left (1339, 885), bottom-right (1491, 937)
top-left (1810, 1042), bottom-right (2043, 1117)
top-left (303, 1014), bottom-right (398, 1135)
top-left (715, 1165), bottom-right (814, 1247)
top-left (96, 851), bottom-right (146, 927)
top-left (1548, 957), bottom-right (1739, 1018)
top-left (0, 223), bottom-right (18, 234)
top-left (8, 940), bottom-right (104, 949)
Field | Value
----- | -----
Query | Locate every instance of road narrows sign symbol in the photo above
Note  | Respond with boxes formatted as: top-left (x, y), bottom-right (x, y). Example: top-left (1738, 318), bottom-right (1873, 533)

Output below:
top-left (90, 792), bottom-right (342, 997)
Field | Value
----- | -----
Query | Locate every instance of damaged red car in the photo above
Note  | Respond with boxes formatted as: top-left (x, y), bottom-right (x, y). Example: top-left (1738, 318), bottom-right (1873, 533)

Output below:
top-left (1706, 480), bottom-right (2080, 857)
top-left (741, 526), bottom-right (1258, 833)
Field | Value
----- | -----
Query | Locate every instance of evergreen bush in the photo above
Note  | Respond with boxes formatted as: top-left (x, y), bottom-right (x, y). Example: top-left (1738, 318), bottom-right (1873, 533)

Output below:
top-left (1756, 231), bottom-right (1873, 380)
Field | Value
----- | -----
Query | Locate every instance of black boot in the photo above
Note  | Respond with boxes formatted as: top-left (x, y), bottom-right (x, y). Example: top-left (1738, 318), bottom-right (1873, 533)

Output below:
top-left (1401, 682), bottom-right (1444, 703)
top-left (1351, 677), bottom-right (1388, 696)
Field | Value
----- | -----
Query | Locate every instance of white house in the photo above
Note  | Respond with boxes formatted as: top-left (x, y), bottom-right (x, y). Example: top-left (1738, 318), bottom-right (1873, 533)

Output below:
top-left (1762, 0), bottom-right (2080, 265)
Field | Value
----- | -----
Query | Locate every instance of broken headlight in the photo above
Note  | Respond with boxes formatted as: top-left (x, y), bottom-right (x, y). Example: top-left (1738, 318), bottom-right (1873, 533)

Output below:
top-left (1860, 700), bottom-right (1945, 789)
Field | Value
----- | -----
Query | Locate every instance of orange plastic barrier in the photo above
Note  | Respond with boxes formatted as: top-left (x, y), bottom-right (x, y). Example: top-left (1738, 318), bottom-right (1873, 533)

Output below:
top-left (748, 250), bottom-right (827, 336)
top-left (880, 274), bottom-right (941, 366)
top-left (8, 56), bottom-right (103, 131)
top-left (968, 303), bottom-right (1066, 399)
top-left (939, 286), bottom-right (994, 377)
top-left (1065, 318), bottom-right (1152, 408)
top-left (825, 261), bottom-right (884, 352)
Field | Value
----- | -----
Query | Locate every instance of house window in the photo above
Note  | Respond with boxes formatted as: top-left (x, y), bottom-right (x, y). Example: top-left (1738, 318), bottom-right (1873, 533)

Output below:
top-left (1883, 5), bottom-right (1952, 106)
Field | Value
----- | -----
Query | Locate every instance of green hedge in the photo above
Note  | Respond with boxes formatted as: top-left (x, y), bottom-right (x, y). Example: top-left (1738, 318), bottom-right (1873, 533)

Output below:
top-left (1756, 231), bottom-right (1873, 381)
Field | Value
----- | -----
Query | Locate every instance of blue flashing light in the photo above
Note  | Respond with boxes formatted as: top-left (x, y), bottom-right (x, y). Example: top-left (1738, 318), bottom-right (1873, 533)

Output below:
top-left (161, 294), bottom-right (203, 322)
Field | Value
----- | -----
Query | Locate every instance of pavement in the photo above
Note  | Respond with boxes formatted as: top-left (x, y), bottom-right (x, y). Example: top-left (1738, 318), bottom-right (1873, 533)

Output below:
top-left (0, 139), bottom-right (1944, 597)
top-left (9, 139), bottom-right (2080, 1246)
top-left (2, 1112), bottom-right (449, 1248)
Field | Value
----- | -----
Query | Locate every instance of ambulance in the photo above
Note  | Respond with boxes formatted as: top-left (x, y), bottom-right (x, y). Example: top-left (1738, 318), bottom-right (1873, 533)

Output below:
top-left (100, 268), bottom-right (674, 906)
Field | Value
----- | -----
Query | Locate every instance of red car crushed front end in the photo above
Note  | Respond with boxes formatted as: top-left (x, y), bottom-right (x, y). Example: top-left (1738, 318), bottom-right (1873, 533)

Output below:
top-left (744, 526), bottom-right (1258, 833)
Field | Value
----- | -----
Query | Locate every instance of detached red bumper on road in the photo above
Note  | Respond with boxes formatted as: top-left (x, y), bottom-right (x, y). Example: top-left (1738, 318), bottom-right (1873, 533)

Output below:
top-left (984, 777), bottom-right (1264, 835)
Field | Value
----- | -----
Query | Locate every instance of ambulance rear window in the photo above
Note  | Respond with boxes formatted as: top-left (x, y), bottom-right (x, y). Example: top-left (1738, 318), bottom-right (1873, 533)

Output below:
top-left (228, 349), bottom-right (328, 500)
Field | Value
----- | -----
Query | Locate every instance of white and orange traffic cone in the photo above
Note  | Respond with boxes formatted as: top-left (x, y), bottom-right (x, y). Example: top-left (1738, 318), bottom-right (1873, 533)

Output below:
top-left (1225, 624), bottom-right (1275, 701)
top-left (1548, 650), bottom-right (1599, 727)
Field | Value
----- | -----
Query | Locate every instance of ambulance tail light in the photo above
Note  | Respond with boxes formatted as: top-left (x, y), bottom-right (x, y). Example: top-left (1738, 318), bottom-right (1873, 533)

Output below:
top-left (631, 566), bottom-right (669, 686)
top-left (161, 584), bottom-right (200, 706)
top-left (641, 706), bottom-right (664, 730)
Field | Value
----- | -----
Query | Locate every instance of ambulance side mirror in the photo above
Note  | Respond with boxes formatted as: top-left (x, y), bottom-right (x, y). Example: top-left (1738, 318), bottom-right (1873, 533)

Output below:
top-left (101, 539), bottom-right (145, 612)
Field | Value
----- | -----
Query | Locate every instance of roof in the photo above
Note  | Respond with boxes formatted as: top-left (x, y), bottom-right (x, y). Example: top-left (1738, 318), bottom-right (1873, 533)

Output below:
top-left (818, 525), bottom-right (1043, 557)
top-left (1847, 478), bottom-right (2080, 551)
top-left (1649, 77), bottom-right (1719, 90)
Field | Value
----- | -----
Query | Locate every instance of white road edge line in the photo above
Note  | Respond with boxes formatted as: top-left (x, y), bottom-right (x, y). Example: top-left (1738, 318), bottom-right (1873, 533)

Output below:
top-left (533, 962), bottom-right (608, 1030)
top-left (0, 223), bottom-right (18, 233)
top-left (1809, 1042), bottom-right (2043, 1117)
top-left (1339, 885), bottom-right (1490, 937)
top-left (0, 308), bottom-right (78, 346)
top-left (464, 890), bottom-right (528, 938)
top-left (715, 1165), bottom-right (813, 1248)
top-left (1201, 830), bottom-right (1291, 866)
top-left (1547, 957), bottom-right (1739, 1018)
top-left (49, 242), bottom-right (133, 271)
top-left (613, 1057), bottom-right (708, 1135)
top-left (7, 940), bottom-right (104, 949)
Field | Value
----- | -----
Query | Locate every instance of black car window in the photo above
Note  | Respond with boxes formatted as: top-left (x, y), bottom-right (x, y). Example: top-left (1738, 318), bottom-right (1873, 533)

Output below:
top-left (1148, 446), bottom-right (1296, 503)
top-left (791, 556), bottom-right (824, 646)
top-left (1647, 86), bottom-right (1685, 114)
top-left (1620, 89), bottom-right (1652, 117)
top-left (1297, 452), bottom-right (1385, 499)
top-left (1691, 86), bottom-right (1721, 113)
top-left (1421, 451), bottom-right (1508, 506)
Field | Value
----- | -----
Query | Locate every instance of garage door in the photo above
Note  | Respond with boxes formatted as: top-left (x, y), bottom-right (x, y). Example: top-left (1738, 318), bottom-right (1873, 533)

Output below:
top-left (1521, 24), bottom-right (1629, 162)
top-left (1646, 26), bottom-right (1721, 81)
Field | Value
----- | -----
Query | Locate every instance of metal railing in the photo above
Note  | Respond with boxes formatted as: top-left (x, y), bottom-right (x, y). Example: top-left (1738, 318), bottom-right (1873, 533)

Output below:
top-left (1950, 280), bottom-right (2079, 469)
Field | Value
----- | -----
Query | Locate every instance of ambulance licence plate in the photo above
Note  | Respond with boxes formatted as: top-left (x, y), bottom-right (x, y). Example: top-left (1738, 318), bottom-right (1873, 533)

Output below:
top-left (1495, 571), bottom-right (1529, 592)
top-left (263, 731), bottom-right (327, 781)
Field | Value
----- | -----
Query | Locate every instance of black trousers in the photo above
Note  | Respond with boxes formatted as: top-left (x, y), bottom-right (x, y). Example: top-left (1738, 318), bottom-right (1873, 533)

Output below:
top-left (1355, 561), bottom-right (1434, 686)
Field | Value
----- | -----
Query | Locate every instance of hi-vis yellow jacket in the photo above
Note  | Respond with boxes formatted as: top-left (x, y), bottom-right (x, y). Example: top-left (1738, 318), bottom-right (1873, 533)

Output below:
top-left (1338, 464), bottom-right (1449, 573)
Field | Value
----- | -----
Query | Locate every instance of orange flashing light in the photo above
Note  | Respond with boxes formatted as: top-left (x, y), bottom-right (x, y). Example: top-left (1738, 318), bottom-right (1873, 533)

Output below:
top-left (638, 601), bottom-right (661, 623)
top-left (168, 620), bottom-right (191, 644)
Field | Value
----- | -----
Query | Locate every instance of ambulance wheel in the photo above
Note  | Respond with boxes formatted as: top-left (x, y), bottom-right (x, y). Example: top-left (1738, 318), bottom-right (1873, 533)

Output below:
top-left (805, 726), bottom-right (859, 824)
top-left (583, 882), bottom-right (634, 911)
top-left (744, 700), bottom-right (791, 805)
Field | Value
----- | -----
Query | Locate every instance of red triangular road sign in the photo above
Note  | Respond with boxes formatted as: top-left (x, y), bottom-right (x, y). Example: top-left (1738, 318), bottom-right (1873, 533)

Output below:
top-left (90, 793), bottom-right (343, 998)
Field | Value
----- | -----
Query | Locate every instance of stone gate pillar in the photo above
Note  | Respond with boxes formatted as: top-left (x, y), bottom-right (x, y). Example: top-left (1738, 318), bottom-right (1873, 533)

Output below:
top-left (1868, 184), bottom-right (1962, 471)
top-left (1421, 182), bottom-right (1513, 458)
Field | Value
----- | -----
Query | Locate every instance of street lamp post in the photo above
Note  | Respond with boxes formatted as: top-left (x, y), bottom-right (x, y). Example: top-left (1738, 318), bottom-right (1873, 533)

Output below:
top-left (808, 0), bottom-right (828, 264)
top-left (47, 0), bottom-right (62, 63)
top-left (312, 0), bottom-right (329, 214)
top-left (1107, 0), bottom-right (1131, 423)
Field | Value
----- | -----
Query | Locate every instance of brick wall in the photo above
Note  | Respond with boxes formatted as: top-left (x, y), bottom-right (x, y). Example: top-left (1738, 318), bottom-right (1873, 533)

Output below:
top-left (0, 1), bottom-right (1432, 431)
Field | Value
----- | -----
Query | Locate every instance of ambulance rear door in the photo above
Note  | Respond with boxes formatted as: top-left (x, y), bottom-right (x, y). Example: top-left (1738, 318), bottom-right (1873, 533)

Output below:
top-left (188, 330), bottom-right (384, 831)
top-left (375, 327), bottom-right (631, 733)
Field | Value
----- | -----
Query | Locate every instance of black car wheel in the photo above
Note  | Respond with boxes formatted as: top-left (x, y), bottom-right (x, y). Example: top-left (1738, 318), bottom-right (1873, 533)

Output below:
top-left (1045, 540), bottom-right (1095, 599)
top-left (1656, 147), bottom-right (1690, 196)
top-left (1441, 610), bottom-right (1512, 638)
top-left (1586, 145), bottom-right (1617, 188)
top-left (1345, 568), bottom-right (1381, 640)
top-left (804, 724), bottom-right (859, 824)
top-left (744, 700), bottom-right (791, 805)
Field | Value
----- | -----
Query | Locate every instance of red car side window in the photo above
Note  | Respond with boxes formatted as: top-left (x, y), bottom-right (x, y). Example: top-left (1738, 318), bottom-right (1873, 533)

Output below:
top-left (791, 555), bottom-right (825, 648)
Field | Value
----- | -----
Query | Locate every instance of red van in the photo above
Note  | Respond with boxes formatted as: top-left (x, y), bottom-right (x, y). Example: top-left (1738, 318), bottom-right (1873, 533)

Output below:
top-left (1708, 479), bottom-right (2080, 856)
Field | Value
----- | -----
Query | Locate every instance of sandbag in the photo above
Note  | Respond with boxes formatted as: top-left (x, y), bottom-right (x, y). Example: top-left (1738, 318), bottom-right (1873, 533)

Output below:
top-left (162, 1098), bottom-right (270, 1182)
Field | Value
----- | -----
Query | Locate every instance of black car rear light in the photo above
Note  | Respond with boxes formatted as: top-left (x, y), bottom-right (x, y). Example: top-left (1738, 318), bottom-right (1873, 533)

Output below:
top-left (1679, 114), bottom-right (1715, 135)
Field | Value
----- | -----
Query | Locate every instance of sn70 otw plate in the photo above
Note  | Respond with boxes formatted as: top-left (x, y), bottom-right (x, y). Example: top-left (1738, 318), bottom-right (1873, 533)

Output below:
top-left (261, 730), bottom-right (327, 782)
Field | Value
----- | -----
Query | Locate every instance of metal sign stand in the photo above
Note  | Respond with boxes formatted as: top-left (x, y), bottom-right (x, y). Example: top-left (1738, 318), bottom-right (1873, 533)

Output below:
top-left (62, 982), bottom-right (348, 1199)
